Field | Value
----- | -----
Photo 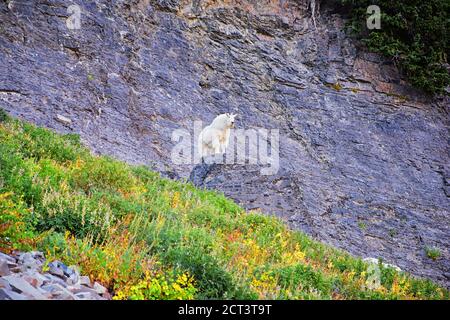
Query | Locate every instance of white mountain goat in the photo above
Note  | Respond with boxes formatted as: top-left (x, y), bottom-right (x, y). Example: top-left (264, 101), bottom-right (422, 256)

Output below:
top-left (198, 113), bottom-right (236, 158)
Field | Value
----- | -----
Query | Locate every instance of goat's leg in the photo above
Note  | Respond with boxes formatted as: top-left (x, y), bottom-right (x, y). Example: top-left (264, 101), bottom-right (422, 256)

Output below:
top-left (212, 138), bottom-right (221, 154)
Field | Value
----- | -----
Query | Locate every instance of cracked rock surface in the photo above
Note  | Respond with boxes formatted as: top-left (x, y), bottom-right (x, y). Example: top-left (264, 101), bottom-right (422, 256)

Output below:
top-left (0, 0), bottom-right (449, 287)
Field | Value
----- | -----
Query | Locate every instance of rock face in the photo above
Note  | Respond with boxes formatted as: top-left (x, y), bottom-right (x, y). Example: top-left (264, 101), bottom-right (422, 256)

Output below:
top-left (0, 251), bottom-right (109, 300)
top-left (0, 1), bottom-right (449, 287)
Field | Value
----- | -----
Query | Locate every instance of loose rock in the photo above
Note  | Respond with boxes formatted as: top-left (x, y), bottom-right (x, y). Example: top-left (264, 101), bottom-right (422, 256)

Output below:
top-left (93, 282), bottom-right (107, 295)
top-left (47, 261), bottom-right (67, 278)
top-left (0, 251), bottom-right (111, 300)
top-left (55, 114), bottom-right (72, 125)
top-left (0, 260), bottom-right (11, 277)
top-left (79, 276), bottom-right (91, 287)
top-left (2, 275), bottom-right (47, 300)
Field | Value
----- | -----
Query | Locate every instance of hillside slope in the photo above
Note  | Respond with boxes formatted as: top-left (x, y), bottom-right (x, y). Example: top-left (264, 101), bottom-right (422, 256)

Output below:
top-left (0, 0), bottom-right (449, 286)
top-left (0, 113), bottom-right (448, 299)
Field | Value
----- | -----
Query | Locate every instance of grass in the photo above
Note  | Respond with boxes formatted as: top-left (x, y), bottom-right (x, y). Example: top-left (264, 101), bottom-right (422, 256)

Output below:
top-left (425, 247), bottom-right (441, 261)
top-left (326, 82), bottom-right (343, 91)
top-left (357, 221), bottom-right (367, 231)
top-left (0, 111), bottom-right (448, 300)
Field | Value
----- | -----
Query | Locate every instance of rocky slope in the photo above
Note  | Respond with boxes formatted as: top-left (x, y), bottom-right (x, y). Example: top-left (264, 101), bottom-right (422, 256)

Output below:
top-left (0, 251), bottom-right (110, 300)
top-left (0, 0), bottom-right (449, 287)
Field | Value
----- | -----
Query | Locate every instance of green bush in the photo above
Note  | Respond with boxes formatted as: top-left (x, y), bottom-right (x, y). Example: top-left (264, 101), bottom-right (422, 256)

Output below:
top-left (19, 123), bottom-right (84, 163)
top-left (34, 190), bottom-right (115, 239)
top-left (70, 156), bottom-right (137, 193)
top-left (0, 146), bottom-right (43, 207)
top-left (425, 246), bottom-right (441, 261)
top-left (113, 271), bottom-right (197, 300)
top-left (338, 0), bottom-right (449, 95)
top-left (164, 246), bottom-right (244, 299)
top-left (276, 264), bottom-right (333, 299)
top-left (0, 192), bottom-right (35, 252)
top-left (0, 108), bottom-right (10, 122)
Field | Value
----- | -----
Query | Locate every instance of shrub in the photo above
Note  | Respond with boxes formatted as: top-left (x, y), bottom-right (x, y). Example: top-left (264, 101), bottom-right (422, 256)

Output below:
top-left (70, 156), bottom-right (138, 193)
top-left (113, 271), bottom-right (197, 300)
top-left (163, 245), bottom-right (239, 299)
top-left (34, 187), bottom-right (115, 239)
top-left (425, 246), bottom-right (441, 261)
top-left (19, 123), bottom-right (84, 163)
top-left (0, 192), bottom-right (35, 252)
top-left (0, 108), bottom-right (9, 122)
top-left (337, 0), bottom-right (449, 95)
top-left (39, 216), bottom-right (152, 291)
top-left (276, 264), bottom-right (333, 299)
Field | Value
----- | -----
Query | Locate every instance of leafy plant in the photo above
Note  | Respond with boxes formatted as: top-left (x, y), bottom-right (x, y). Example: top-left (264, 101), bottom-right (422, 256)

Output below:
top-left (113, 271), bottom-right (197, 300)
top-left (425, 246), bottom-right (441, 261)
top-left (358, 221), bottom-right (367, 230)
top-left (337, 0), bottom-right (449, 95)
top-left (0, 108), bottom-right (9, 122)
top-left (0, 192), bottom-right (35, 252)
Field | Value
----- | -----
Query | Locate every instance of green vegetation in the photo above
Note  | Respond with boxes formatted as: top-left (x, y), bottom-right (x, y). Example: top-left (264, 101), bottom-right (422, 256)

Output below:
top-left (425, 247), bottom-right (441, 261)
top-left (0, 108), bottom-right (10, 123)
top-left (338, 0), bottom-right (449, 95)
top-left (0, 112), bottom-right (448, 299)
top-left (357, 221), bottom-right (367, 230)
top-left (388, 229), bottom-right (397, 238)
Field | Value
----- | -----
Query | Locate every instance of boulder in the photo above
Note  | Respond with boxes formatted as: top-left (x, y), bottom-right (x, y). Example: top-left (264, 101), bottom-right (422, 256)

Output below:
top-left (2, 275), bottom-right (48, 300)
top-left (0, 278), bottom-right (12, 290)
top-left (18, 252), bottom-right (43, 270)
top-left (0, 259), bottom-right (11, 277)
top-left (72, 287), bottom-right (98, 295)
top-left (65, 265), bottom-right (80, 285)
top-left (74, 291), bottom-right (106, 300)
top-left (55, 114), bottom-right (72, 125)
top-left (0, 288), bottom-right (30, 300)
top-left (23, 271), bottom-right (49, 288)
top-left (43, 273), bottom-right (69, 287)
top-left (79, 276), bottom-right (92, 287)
top-left (47, 261), bottom-right (67, 278)
top-left (40, 283), bottom-right (78, 300)
top-left (0, 252), bottom-right (16, 264)
top-left (93, 282), bottom-right (107, 295)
